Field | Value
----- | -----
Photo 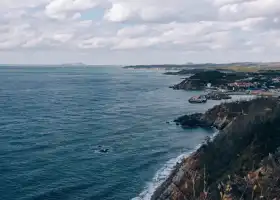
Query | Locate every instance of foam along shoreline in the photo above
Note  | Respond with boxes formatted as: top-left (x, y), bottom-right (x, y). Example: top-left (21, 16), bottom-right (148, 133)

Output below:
top-left (131, 153), bottom-right (188, 200)
top-left (150, 97), bottom-right (280, 200)
top-left (132, 131), bottom-right (219, 200)
top-left (132, 96), bottom-right (254, 200)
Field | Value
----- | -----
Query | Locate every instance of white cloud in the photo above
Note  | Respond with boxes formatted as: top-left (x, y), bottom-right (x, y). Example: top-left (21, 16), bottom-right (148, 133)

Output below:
top-left (116, 25), bottom-right (149, 37)
top-left (0, 0), bottom-right (280, 64)
top-left (45, 0), bottom-right (101, 19)
top-left (211, 0), bottom-right (246, 6)
top-left (104, 2), bottom-right (131, 22)
top-left (218, 0), bottom-right (280, 20)
top-left (0, 0), bottom-right (49, 9)
top-left (104, 0), bottom-right (215, 23)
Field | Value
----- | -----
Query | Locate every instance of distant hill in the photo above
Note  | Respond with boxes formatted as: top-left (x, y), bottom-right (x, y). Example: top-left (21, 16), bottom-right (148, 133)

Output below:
top-left (124, 62), bottom-right (280, 71)
top-left (123, 63), bottom-right (256, 69)
top-left (59, 63), bottom-right (88, 66)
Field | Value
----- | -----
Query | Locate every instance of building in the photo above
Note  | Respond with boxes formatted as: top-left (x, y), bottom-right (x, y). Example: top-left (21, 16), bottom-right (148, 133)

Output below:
top-left (228, 82), bottom-right (255, 91)
top-left (228, 82), bottom-right (255, 88)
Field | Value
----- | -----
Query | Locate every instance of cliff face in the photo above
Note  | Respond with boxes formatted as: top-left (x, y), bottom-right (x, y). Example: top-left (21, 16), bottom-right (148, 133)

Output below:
top-left (154, 98), bottom-right (280, 200)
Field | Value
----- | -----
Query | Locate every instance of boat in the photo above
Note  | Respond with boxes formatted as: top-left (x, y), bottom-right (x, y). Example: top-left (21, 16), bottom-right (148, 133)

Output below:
top-left (188, 95), bottom-right (207, 103)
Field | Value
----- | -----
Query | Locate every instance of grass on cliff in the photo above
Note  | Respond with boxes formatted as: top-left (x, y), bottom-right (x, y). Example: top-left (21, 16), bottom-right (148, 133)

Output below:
top-left (225, 66), bottom-right (260, 72)
top-left (187, 98), bottom-right (280, 200)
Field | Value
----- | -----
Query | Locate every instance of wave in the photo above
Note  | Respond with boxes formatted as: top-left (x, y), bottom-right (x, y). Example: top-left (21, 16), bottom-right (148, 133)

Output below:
top-left (131, 153), bottom-right (188, 200)
top-left (132, 130), bottom-right (219, 200)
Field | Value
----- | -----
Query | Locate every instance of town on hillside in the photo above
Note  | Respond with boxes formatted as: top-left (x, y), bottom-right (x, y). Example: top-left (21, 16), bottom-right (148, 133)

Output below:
top-left (169, 69), bottom-right (280, 103)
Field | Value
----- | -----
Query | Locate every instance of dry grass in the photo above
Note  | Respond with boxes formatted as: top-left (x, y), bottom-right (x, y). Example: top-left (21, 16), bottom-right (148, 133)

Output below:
top-left (216, 65), bottom-right (280, 72)
top-left (216, 66), bottom-right (260, 73)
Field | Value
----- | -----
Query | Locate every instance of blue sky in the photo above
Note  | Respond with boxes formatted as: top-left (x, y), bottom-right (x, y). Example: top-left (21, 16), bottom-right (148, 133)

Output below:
top-left (0, 0), bottom-right (280, 65)
top-left (80, 8), bottom-right (104, 21)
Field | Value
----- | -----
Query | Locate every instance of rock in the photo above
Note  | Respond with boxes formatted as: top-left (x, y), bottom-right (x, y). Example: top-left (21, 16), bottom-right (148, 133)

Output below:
top-left (154, 97), bottom-right (280, 200)
top-left (99, 148), bottom-right (109, 153)
top-left (174, 113), bottom-right (211, 128)
top-left (96, 145), bottom-right (110, 153)
top-left (213, 116), bottom-right (230, 129)
top-left (171, 79), bottom-right (205, 91)
top-left (206, 92), bottom-right (232, 100)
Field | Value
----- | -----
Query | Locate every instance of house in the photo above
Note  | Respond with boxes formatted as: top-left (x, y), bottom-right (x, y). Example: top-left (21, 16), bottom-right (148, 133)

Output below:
top-left (228, 82), bottom-right (255, 89)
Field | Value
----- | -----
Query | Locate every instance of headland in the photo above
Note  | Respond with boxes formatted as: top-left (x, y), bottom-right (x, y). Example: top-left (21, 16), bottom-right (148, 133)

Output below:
top-left (152, 97), bottom-right (280, 200)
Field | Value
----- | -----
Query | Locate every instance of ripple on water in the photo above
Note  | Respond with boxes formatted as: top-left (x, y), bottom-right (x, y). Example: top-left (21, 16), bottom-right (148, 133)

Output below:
top-left (0, 67), bottom-right (215, 200)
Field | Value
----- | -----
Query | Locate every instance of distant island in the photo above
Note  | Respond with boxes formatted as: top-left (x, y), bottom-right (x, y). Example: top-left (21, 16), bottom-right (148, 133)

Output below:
top-left (59, 62), bottom-right (87, 66)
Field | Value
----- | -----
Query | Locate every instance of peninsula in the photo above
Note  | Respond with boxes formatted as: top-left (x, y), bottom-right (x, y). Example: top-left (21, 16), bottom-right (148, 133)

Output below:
top-left (124, 63), bottom-right (280, 98)
top-left (153, 97), bottom-right (280, 200)
top-left (124, 63), bottom-right (280, 199)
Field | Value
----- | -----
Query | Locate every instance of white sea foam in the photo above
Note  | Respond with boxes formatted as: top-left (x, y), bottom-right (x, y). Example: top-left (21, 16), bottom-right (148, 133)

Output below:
top-left (132, 94), bottom-right (254, 200)
top-left (131, 153), bottom-right (189, 200)
top-left (132, 131), bottom-right (219, 200)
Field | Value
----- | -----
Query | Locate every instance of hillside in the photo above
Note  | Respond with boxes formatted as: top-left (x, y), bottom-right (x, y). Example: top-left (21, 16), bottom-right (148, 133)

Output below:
top-left (153, 98), bottom-right (280, 200)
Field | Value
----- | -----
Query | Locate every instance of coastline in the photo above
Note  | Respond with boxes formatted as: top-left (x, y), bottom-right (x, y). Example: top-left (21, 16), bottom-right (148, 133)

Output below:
top-left (132, 128), bottom-right (219, 200)
top-left (130, 67), bottom-right (280, 200)
top-left (150, 131), bottom-right (219, 200)
top-left (132, 95), bottom-right (254, 199)
top-left (132, 153), bottom-right (189, 200)
top-left (136, 97), bottom-right (280, 200)
top-left (132, 95), bottom-right (249, 200)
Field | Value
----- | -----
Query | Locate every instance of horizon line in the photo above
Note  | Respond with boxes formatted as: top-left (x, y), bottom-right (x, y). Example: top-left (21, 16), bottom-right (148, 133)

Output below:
top-left (1, 61), bottom-right (280, 67)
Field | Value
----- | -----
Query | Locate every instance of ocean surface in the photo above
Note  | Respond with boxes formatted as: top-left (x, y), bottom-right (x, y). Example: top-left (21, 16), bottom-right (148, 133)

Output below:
top-left (0, 66), bottom-right (223, 200)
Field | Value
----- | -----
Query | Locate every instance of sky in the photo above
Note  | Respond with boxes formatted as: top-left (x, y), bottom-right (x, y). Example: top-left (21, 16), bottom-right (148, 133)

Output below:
top-left (1, 0), bottom-right (280, 65)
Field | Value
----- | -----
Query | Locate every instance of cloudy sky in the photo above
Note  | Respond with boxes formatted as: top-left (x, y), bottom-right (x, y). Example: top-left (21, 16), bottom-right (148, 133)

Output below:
top-left (1, 0), bottom-right (280, 65)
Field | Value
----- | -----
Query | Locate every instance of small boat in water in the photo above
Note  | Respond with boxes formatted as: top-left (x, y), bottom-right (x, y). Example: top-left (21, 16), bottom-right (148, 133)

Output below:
top-left (188, 95), bottom-right (207, 103)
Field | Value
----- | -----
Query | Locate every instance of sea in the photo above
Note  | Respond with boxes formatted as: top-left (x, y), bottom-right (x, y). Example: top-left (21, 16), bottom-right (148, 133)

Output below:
top-left (0, 66), bottom-right (241, 200)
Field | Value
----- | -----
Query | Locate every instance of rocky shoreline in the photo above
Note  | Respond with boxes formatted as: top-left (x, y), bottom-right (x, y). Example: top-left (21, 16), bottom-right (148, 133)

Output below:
top-left (152, 97), bottom-right (280, 200)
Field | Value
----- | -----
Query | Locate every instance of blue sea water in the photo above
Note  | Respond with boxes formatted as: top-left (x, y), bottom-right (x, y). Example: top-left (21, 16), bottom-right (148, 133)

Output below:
top-left (0, 66), bottom-right (218, 200)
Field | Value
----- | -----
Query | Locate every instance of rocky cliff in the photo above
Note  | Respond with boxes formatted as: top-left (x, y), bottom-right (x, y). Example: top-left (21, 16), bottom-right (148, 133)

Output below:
top-left (153, 98), bottom-right (280, 200)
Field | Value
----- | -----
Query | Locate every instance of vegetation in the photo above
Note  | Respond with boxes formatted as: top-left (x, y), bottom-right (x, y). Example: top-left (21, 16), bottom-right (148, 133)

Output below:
top-left (153, 98), bottom-right (280, 200)
top-left (215, 66), bottom-right (260, 73)
top-left (171, 70), bottom-right (247, 90)
top-left (194, 98), bottom-right (280, 199)
top-left (164, 69), bottom-right (208, 75)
